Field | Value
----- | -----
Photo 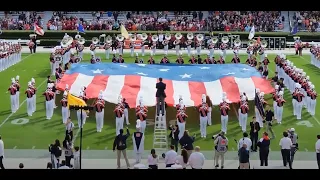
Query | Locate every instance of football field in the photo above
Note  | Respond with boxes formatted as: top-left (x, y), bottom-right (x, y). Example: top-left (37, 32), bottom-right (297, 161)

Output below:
top-left (0, 50), bottom-right (319, 151)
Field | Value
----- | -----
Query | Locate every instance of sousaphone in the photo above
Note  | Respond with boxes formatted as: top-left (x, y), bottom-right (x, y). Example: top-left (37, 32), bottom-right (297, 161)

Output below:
top-left (78, 37), bottom-right (85, 45)
top-left (187, 32), bottom-right (193, 40)
top-left (261, 40), bottom-right (268, 48)
top-left (152, 35), bottom-right (158, 42)
top-left (75, 32), bottom-right (81, 40)
top-left (211, 37), bottom-right (218, 44)
top-left (92, 37), bottom-right (99, 45)
top-left (141, 33), bottom-right (148, 40)
top-left (196, 34), bottom-right (204, 41)
top-left (116, 34), bottom-right (125, 41)
top-left (175, 33), bottom-right (183, 40)
top-left (234, 39), bottom-right (241, 47)
top-left (221, 36), bottom-right (229, 44)
top-left (130, 34), bottom-right (137, 41)
top-left (248, 39), bottom-right (255, 47)
top-left (105, 35), bottom-right (112, 43)
top-left (165, 33), bottom-right (171, 40)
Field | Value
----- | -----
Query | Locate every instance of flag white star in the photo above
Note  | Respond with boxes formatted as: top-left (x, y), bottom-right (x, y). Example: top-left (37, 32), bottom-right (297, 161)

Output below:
top-left (179, 66), bottom-right (185, 68)
top-left (136, 72), bottom-right (148, 76)
top-left (242, 68), bottom-right (249, 71)
top-left (136, 64), bottom-right (146, 67)
top-left (159, 69), bottom-right (170, 72)
top-left (180, 73), bottom-right (192, 78)
top-left (80, 65), bottom-right (88, 67)
top-left (120, 64), bottom-right (128, 68)
top-left (223, 72), bottom-right (235, 76)
top-left (200, 67), bottom-right (210, 70)
top-left (92, 69), bottom-right (104, 74)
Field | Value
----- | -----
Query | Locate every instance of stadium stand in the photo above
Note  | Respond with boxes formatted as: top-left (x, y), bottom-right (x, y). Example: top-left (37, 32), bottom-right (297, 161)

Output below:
top-left (0, 11), bottom-right (45, 30)
top-left (292, 11), bottom-right (320, 32)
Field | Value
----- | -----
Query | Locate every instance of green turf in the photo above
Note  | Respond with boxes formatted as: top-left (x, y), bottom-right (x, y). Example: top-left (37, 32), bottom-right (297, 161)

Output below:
top-left (0, 52), bottom-right (318, 151)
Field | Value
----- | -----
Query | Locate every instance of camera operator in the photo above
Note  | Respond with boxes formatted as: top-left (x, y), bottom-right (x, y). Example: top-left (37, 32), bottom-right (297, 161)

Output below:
top-left (213, 131), bottom-right (228, 169)
top-left (288, 128), bottom-right (298, 165)
top-left (250, 117), bottom-right (260, 152)
top-left (49, 139), bottom-right (62, 169)
top-left (264, 105), bottom-right (275, 139)
top-left (179, 130), bottom-right (195, 156)
top-left (62, 134), bottom-right (73, 167)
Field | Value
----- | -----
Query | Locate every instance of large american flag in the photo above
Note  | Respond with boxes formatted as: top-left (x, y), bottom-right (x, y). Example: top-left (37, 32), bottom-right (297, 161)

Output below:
top-left (57, 63), bottom-right (274, 108)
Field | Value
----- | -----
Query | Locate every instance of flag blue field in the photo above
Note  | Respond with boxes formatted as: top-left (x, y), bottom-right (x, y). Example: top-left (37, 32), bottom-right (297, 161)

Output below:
top-left (57, 63), bottom-right (274, 107)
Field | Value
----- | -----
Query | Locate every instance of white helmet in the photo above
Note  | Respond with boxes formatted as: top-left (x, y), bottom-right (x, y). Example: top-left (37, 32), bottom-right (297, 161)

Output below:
top-left (98, 90), bottom-right (103, 99)
top-left (31, 78), bottom-right (35, 83)
top-left (260, 92), bottom-right (265, 97)
top-left (222, 92), bottom-right (227, 98)
top-left (202, 94), bottom-right (206, 103)
top-left (63, 91), bottom-right (68, 96)
top-left (275, 85), bottom-right (279, 90)
top-left (278, 91), bottom-right (284, 96)
top-left (220, 51), bottom-right (223, 57)
top-left (311, 85), bottom-right (315, 89)
top-left (16, 75), bottom-right (20, 81)
top-left (256, 88), bottom-right (260, 93)
top-left (295, 83), bottom-right (300, 88)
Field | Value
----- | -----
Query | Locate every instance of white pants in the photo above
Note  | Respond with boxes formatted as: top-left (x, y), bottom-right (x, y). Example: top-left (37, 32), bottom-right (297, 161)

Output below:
top-left (46, 100), bottom-right (54, 119)
top-left (140, 120), bottom-right (146, 134)
top-left (78, 51), bottom-right (83, 59)
top-left (260, 54), bottom-right (265, 62)
top-left (177, 121), bottom-right (186, 139)
top-left (295, 101), bottom-right (303, 120)
top-left (255, 108), bottom-right (263, 128)
top-left (310, 99), bottom-right (316, 116)
top-left (200, 116), bottom-right (207, 137)
top-left (276, 106), bottom-right (284, 123)
top-left (0, 52), bottom-right (21, 72)
top-left (238, 109), bottom-right (242, 126)
top-left (77, 110), bottom-right (87, 128)
top-left (239, 113), bottom-right (248, 132)
top-left (196, 46), bottom-right (201, 55)
top-left (141, 46), bottom-right (145, 56)
top-left (50, 62), bottom-right (56, 75)
top-left (209, 49), bottom-right (214, 59)
top-left (62, 107), bottom-right (69, 124)
top-left (116, 116), bottom-right (124, 135)
top-left (221, 115), bottom-right (228, 133)
top-left (164, 45), bottom-right (168, 55)
top-left (16, 91), bottom-right (20, 110)
top-left (135, 153), bottom-right (142, 163)
top-left (187, 46), bottom-right (191, 57)
top-left (10, 94), bottom-right (17, 113)
top-left (273, 101), bottom-right (278, 119)
top-left (292, 99), bottom-right (297, 115)
top-left (207, 110), bottom-right (212, 125)
top-left (130, 48), bottom-right (134, 57)
top-left (152, 48), bottom-right (156, 55)
top-left (90, 50), bottom-right (95, 58)
top-left (32, 94), bottom-right (36, 112)
top-left (96, 110), bottom-right (104, 131)
top-left (105, 49), bottom-right (110, 59)
top-left (124, 108), bottom-right (129, 125)
top-left (222, 49), bottom-right (226, 60)
top-left (175, 45), bottom-right (180, 55)
top-left (27, 97), bottom-right (33, 116)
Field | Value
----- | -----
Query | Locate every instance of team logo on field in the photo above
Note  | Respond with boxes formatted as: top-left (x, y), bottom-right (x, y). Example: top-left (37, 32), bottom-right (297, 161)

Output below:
top-left (11, 118), bottom-right (29, 125)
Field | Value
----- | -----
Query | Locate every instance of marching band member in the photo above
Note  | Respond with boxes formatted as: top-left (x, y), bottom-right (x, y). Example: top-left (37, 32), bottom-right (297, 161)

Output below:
top-left (162, 38), bottom-right (169, 56)
top-left (160, 55), bottom-right (170, 64)
top-left (176, 96), bottom-right (187, 139)
top-left (132, 120), bottom-right (145, 164)
top-left (112, 50), bottom-right (118, 63)
top-left (28, 38), bottom-right (35, 54)
top-left (89, 42), bottom-right (96, 58)
top-left (198, 94), bottom-right (208, 138)
top-left (195, 39), bottom-right (201, 56)
top-left (151, 41), bottom-right (157, 56)
top-left (8, 78), bottom-right (17, 113)
top-left (208, 39), bottom-right (214, 59)
top-left (50, 52), bottom-right (56, 75)
top-left (136, 97), bottom-right (148, 133)
top-left (15, 75), bottom-right (20, 109)
top-left (204, 54), bottom-right (212, 64)
top-left (30, 78), bottom-right (36, 113)
top-left (220, 41), bottom-right (227, 60)
top-left (77, 91), bottom-right (87, 128)
top-left (259, 45), bottom-right (265, 62)
top-left (219, 93), bottom-right (230, 134)
top-left (61, 91), bottom-right (69, 124)
top-left (294, 37), bottom-right (303, 56)
top-left (117, 39), bottom-right (124, 55)
top-left (95, 91), bottom-right (105, 132)
top-left (188, 52), bottom-right (197, 64)
top-left (273, 85), bottom-right (279, 119)
top-left (77, 42), bottom-right (84, 59)
top-left (262, 65), bottom-right (269, 79)
top-left (262, 54), bottom-right (270, 66)
top-left (231, 53), bottom-right (240, 64)
top-left (246, 45), bottom-right (253, 59)
top-left (114, 95), bottom-right (124, 135)
top-left (294, 84), bottom-right (304, 120)
top-left (276, 91), bottom-right (286, 124)
top-left (217, 52), bottom-right (225, 64)
top-left (174, 38), bottom-right (181, 56)
top-left (43, 83), bottom-right (55, 120)
top-left (254, 89), bottom-right (263, 128)
top-left (207, 96), bottom-right (212, 126)
top-left (175, 53), bottom-right (184, 64)
top-left (130, 39), bottom-right (135, 57)
top-left (308, 85), bottom-right (317, 116)
top-left (239, 96), bottom-right (249, 132)
top-left (141, 39), bottom-right (147, 57)
top-left (147, 54), bottom-right (155, 64)
top-left (122, 98), bottom-right (130, 125)
top-left (25, 82), bottom-right (34, 116)
top-left (186, 38), bottom-right (192, 57)
top-left (104, 41), bottom-right (111, 59)
top-left (118, 54), bottom-right (125, 63)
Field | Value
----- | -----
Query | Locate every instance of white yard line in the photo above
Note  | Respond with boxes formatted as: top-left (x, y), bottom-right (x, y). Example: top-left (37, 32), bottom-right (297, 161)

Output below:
top-left (72, 128), bottom-right (81, 144)
top-left (0, 78), bottom-right (47, 128)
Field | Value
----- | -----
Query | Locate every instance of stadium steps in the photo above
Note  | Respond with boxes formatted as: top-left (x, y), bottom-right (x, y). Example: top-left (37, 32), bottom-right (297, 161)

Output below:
top-left (153, 103), bottom-right (168, 155)
top-left (281, 11), bottom-right (290, 32)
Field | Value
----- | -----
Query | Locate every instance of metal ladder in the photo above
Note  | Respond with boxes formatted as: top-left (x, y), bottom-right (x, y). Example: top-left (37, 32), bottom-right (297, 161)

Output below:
top-left (152, 104), bottom-right (168, 155)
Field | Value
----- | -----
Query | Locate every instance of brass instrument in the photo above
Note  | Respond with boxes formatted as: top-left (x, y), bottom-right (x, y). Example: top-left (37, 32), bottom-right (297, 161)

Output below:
top-left (211, 37), bottom-right (218, 44)
top-left (165, 33), bottom-right (171, 40)
top-left (116, 34), bottom-right (125, 41)
top-left (66, 36), bottom-right (73, 46)
top-left (221, 36), bottom-right (229, 44)
top-left (293, 36), bottom-right (300, 41)
top-left (233, 39), bottom-right (241, 47)
top-left (261, 40), bottom-right (268, 48)
top-left (75, 32), bottom-right (81, 40)
top-left (175, 33), bottom-right (183, 40)
top-left (187, 33), bottom-right (193, 40)
top-left (29, 34), bottom-right (37, 38)
top-left (248, 40), bottom-right (255, 47)
top-left (60, 38), bottom-right (69, 48)
top-left (130, 34), bottom-right (137, 41)
top-left (78, 37), bottom-right (85, 45)
top-left (196, 34), bottom-right (204, 41)
top-left (141, 33), bottom-right (148, 41)
top-left (105, 35), bottom-right (112, 43)
top-left (152, 35), bottom-right (158, 42)
top-left (92, 37), bottom-right (99, 45)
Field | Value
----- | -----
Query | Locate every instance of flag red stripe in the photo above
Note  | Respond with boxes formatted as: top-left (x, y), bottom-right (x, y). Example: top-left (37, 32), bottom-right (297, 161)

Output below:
top-left (189, 81), bottom-right (207, 105)
top-left (162, 79), bottom-right (174, 106)
top-left (56, 73), bottom-right (79, 90)
top-left (251, 77), bottom-right (274, 94)
top-left (86, 75), bottom-right (109, 99)
top-left (121, 76), bottom-right (141, 108)
top-left (220, 76), bottom-right (240, 102)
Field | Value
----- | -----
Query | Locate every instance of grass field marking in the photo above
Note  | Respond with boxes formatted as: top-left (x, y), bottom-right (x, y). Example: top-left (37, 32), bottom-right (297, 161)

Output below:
top-left (72, 128), bottom-right (80, 144)
top-left (0, 78), bottom-right (47, 128)
top-left (305, 148), bottom-right (308, 152)
top-left (232, 147), bottom-right (235, 151)
top-left (86, 146), bottom-right (90, 150)
top-left (13, 146), bottom-right (17, 149)
top-left (105, 147), bottom-right (108, 150)
top-left (32, 146), bottom-right (35, 149)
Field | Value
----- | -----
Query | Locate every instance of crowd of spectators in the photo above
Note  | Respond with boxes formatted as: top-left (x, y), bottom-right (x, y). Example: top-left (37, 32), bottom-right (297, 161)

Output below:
top-left (0, 11), bottom-right (285, 32)
top-left (0, 11), bottom-right (43, 30)
top-left (293, 11), bottom-right (320, 32)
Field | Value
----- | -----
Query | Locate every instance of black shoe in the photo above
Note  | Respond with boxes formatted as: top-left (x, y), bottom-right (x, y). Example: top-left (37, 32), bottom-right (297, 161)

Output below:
top-left (215, 165), bottom-right (219, 168)
top-left (157, 114), bottom-right (159, 116)
top-left (162, 114), bottom-right (164, 116)
top-left (221, 166), bottom-right (224, 169)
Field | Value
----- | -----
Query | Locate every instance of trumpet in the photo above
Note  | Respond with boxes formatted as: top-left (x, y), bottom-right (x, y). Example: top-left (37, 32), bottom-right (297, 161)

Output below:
top-left (152, 35), bottom-right (158, 42)
top-left (78, 37), bottom-right (85, 45)
top-left (116, 34), bottom-right (125, 41)
top-left (234, 39), bottom-right (241, 47)
top-left (261, 40), bottom-right (268, 48)
top-left (221, 36), bottom-right (229, 44)
top-left (141, 33), bottom-right (148, 40)
top-left (165, 33), bottom-right (171, 40)
top-left (130, 35), bottom-right (137, 41)
top-left (196, 34), bottom-right (204, 41)
top-left (248, 40), bottom-right (255, 47)
top-left (175, 33), bottom-right (183, 40)
top-left (75, 32), bottom-right (81, 40)
top-left (92, 37), bottom-right (99, 45)
top-left (187, 32), bottom-right (193, 40)
top-left (211, 37), bottom-right (218, 44)
top-left (105, 35), bottom-right (112, 43)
